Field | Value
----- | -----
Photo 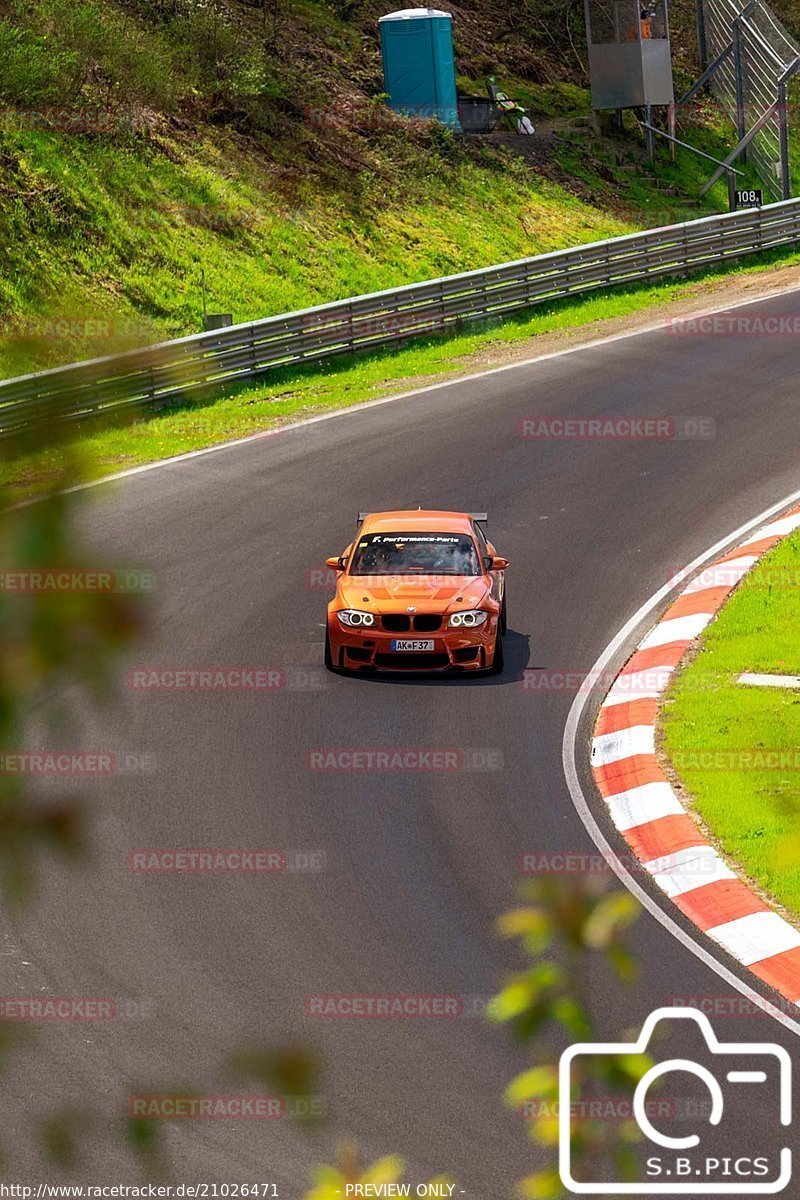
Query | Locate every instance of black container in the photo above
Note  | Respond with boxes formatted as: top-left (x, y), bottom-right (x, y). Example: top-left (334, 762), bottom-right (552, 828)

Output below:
top-left (457, 95), bottom-right (497, 134)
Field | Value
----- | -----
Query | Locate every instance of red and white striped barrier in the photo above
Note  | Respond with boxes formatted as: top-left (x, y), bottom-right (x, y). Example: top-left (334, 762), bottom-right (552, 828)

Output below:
top-left (591, 504), bottom-right (800, 1005)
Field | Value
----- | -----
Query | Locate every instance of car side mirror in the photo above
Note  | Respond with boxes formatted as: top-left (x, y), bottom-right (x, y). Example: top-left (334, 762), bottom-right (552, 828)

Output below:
top-left (489, 556), bottom-right (509, 570)
top-left (325, 556), bottom-right (347, 572)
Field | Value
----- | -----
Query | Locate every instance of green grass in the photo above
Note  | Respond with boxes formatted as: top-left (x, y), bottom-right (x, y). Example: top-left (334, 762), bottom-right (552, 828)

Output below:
top-left (0, 120), bottom-right (650, 379)
top-left (5, 240), bottom-right (800, 505)
top-left (0, 71), bottom-right (761, 383)
top-left (2, 0), bottom-right (797, 510)
top-left (662, 527), bottom-right (800, 919)
top-left (0, 0), bottom-right (792, 386)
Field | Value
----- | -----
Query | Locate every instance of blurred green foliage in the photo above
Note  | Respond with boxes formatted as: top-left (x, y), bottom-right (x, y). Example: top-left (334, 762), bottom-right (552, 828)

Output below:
top-left (492, 875), bottom-right (645, 1198)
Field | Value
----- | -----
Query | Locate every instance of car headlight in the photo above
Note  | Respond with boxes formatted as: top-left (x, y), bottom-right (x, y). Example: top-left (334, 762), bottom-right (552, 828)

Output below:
top-left (337, 609), bottom-right (376, 628)
top-left (448, 609), bottom-right (488, 628)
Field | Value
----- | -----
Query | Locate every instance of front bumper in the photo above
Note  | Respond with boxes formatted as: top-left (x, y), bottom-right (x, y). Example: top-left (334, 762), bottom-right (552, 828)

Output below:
top-left (327, 615), bottom-right (499, 673)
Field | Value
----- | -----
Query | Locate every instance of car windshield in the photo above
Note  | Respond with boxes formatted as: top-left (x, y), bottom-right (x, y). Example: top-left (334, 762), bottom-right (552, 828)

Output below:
top-left (350, 532), bottom-right (481, 577)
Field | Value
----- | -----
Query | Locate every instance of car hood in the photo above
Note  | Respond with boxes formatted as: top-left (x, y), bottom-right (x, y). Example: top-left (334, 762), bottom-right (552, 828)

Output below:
top-left (338, 575), bottom-right (489, 613)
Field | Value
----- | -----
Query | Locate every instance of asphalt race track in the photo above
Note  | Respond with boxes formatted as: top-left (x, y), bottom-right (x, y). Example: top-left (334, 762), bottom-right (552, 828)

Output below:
top-left (6, 288), bottom-right (800, 1193)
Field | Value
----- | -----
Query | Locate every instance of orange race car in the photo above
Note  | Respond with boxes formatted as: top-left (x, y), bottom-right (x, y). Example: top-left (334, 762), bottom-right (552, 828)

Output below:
top-left (323, 510), bottom-right (509, 676)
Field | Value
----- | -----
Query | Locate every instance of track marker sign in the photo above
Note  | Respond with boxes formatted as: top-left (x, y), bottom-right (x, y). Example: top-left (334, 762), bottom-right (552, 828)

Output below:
top-left (734, 189), bottom-right (763, 209)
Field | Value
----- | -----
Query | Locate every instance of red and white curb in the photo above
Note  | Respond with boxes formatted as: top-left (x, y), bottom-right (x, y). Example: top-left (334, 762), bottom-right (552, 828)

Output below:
top-left (591, 504), bottom-right (800, 1006)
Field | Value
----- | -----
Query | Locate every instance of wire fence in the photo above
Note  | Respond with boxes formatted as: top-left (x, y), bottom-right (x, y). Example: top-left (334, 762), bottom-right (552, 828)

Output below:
top-left (703, 0), bottom-right (800, 197)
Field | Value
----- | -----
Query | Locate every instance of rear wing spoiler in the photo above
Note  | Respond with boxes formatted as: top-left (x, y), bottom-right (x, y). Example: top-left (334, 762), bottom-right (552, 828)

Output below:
top-left (357, 511), bottom-right (488, 526)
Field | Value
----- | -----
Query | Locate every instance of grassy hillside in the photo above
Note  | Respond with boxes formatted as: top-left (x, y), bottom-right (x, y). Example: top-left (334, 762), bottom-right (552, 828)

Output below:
top-left (0, 0), bottom-right (777, 378)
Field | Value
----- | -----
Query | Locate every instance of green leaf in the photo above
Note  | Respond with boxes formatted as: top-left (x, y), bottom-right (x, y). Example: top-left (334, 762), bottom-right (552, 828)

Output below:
top-left (583, 891), bottom-right (640, 949)
top-left (490, 976), bottom-right (542, 1022)
top-left (505, 1065), bottom-right (559, 1106)
top-left (498, 906), bottom-right (553, 949)
top-left (516, 1167), bottom-right (564, 1198)
top-left (551, 997), bottom-right (591, 1039)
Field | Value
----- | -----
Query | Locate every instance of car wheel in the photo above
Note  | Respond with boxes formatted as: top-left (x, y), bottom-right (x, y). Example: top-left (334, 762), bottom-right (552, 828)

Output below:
top-left (500, 592), bottom-right (508, 635)
top-left (490, 629), bottom-right (504, 675)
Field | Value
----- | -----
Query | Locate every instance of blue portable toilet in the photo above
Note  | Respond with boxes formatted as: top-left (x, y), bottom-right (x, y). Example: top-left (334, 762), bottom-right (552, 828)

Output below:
top-left (379, 8), bottom-right (461, 130)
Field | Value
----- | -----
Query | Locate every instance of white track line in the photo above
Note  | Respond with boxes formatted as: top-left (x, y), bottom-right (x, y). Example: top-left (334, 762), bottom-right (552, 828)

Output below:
top-left (13, 272), bottom-right (800, 1029)
top-left (739, 672), bottom-right (800, 688)
top-left (14, 279), bottom-right (800, 508)
top-left (562, 484), bottom-right (800, 1037)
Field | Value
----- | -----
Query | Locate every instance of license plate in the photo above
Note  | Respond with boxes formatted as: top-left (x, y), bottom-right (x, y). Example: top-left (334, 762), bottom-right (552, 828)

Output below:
top-left (391, 640), bottom-right (435, 652)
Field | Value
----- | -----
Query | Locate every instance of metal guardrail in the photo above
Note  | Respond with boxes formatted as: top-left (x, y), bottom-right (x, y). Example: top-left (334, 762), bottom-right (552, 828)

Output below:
top-left (4, 197), bottom-right (800, 439)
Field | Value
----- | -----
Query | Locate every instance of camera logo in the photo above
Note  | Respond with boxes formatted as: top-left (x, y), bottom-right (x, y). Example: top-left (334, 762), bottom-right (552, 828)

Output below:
top-left (559, 1007), bottom-right (792, 1194)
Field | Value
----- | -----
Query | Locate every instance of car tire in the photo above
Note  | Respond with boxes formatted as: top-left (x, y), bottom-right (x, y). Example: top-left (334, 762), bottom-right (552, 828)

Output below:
top-left (490, 629), bottom-right (504, 675)
top-left (324, 628), bottom-right (336, 672)
top-left (500, 592), bottom-right (507, 635)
